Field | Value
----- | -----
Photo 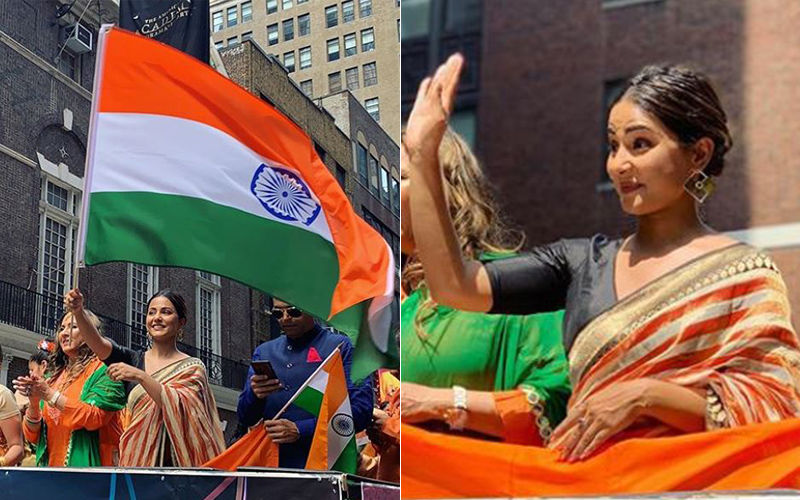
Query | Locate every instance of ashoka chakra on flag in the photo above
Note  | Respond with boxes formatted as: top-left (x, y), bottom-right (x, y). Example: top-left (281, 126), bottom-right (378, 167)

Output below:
top-left (331, 413), bottom-right (355, 437)
top-left (251, 163), bottom-right (321, 226)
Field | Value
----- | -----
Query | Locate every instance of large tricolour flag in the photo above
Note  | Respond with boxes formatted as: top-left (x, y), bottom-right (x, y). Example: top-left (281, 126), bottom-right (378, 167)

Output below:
top-left (78, 27), bottom-right (394, 378)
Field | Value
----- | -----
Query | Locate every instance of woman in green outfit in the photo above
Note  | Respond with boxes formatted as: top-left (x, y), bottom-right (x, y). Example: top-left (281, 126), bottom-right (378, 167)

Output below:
top-left (401, 129), bottom-right (571, 445)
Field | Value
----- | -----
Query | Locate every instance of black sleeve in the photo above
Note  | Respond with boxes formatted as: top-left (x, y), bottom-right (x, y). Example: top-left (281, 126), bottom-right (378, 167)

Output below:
top-left (103, 338), bottom-right (141, 367)
top-left (485, 239), bottom-right (585, 315)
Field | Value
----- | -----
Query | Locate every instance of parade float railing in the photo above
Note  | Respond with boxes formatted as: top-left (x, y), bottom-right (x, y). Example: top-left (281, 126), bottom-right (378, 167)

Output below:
top-left (0, 279), bottom-right (249, 390)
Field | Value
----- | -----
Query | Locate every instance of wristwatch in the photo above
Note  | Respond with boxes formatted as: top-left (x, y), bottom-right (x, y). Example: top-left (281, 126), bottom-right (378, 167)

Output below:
top-left (445, 385), bottom-right (468, 431)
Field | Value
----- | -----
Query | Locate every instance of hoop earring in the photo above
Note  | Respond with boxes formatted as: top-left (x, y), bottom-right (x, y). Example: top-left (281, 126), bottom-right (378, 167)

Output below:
top-left (684, 169), bottom-right (715, 203)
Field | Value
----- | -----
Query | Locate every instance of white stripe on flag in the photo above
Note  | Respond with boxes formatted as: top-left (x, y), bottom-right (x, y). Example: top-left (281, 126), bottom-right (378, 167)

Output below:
top-left (91, 112), bottom-right (334, 243)
top-left (327, 395), bottom-right (353, 464)
top-left (309, 369), bottom-right (330, 394)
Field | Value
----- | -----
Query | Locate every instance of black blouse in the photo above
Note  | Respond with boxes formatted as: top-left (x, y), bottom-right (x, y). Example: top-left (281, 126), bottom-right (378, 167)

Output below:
top-left (103, 339), bottom-right (145, 396)
top-left (485, 234), bottom-right (622, 353)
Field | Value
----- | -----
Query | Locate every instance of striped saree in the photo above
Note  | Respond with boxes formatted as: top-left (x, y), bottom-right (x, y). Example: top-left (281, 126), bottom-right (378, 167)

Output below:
top-left (402, 244), bottom-right (800, 498)
top-left (119, 357), bottom-right (226, 467)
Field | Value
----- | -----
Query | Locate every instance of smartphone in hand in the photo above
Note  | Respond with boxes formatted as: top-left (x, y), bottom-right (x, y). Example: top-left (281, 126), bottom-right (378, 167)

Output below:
top-left (251, 360), bottom-right (278, 380)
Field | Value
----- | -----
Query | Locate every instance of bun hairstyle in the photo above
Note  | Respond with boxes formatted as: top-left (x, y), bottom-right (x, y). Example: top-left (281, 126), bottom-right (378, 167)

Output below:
top-left (611, 65), bottom-right (733, 176)
top-left (30, 339), bottom-right (54, 364)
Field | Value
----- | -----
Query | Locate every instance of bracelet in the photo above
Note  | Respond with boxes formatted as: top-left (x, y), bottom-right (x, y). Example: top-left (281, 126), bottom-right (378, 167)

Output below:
top-left (0, 456), bottom-right (6, 467)
top-left (24, 414), bottom-right (42, 426)
top-left (444, 385), bottom-right (468, 431)
top-left (705, 387), bottom-right (729, 430)
top-left (49, 390), bottom-right (61, 407)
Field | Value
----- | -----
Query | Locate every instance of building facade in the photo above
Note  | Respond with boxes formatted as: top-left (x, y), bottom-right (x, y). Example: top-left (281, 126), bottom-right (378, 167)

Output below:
top-left (210, 0), bottom-right (401, 142)
top-left (401, 0), bottom-right (800, 329)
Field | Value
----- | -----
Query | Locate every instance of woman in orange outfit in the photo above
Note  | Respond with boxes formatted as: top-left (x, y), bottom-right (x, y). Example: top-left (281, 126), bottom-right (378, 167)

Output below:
top-left (402, 54), bottom-right (800, 497)
top-left (14, 311), bottom-right (125, 466)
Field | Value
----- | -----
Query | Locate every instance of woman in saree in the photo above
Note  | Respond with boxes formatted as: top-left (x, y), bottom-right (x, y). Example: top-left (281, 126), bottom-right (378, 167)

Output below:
top-left (64, 288), bottom-right (226, 467)
top-left (13, 311), bottom-right (125, 466)
top-left (401, 128), bottom-right (570, 445)
top-left (402, 55), bottom-right (800, 497)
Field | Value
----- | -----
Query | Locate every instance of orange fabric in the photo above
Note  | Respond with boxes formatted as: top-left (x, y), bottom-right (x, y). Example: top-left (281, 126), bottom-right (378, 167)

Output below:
top-left (22, 359), bottom-right (120, 466)
top-left (97, 27), bottom-right (391, 319)
top-left (493, 390), bottom-right (541, 445)
top-left (204, 425), bottom-right (279, 471)
top-left (402, 419), bottom-right (800, 498)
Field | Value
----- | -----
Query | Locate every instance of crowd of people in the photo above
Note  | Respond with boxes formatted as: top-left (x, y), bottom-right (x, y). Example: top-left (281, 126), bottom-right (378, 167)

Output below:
top-left (0, 289), bottom-right (397, 479)
top-left (400, 54), bottom-right (800, 497)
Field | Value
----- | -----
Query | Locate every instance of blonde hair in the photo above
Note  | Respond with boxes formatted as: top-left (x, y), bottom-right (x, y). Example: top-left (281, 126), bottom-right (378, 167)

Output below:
top-left (47, 310), bottom-right (102, 385)
top-left (402, 128), bottom-right (523, 339)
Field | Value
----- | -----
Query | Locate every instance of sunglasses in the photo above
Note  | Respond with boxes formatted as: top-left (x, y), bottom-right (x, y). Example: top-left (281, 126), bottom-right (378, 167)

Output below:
top-left (271, 307), bottom-right (303, 319)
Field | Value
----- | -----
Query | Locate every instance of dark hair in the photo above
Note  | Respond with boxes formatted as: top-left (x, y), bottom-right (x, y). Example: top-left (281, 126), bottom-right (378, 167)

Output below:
top-left (611, 64), bottom-right (733, 176)
top-left (30, 349), bottom-right (50, 364)
top-left (147, 289), bottom-right (187, 320)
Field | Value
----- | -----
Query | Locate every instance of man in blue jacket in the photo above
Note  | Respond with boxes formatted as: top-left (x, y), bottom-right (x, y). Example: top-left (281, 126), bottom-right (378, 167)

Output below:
top-left (237, 298), bottom-right (373, 469)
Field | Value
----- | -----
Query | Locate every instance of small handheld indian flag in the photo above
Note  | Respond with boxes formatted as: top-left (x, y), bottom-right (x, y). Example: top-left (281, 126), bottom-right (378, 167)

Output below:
top-left (78, 26), bottom-right (395, 379)
top-left (278, 347), bottom-right (357, 473)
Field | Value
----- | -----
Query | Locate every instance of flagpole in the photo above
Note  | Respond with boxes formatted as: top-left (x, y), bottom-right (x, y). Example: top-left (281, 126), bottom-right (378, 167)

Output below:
top-left (73, 24), bottom-right (114, 293)
top-left (273, 342), bottom-right (344, 420)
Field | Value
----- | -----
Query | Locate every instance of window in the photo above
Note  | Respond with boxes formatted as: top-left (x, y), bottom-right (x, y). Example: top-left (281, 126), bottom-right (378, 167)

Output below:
top-left (346, 67), bottom-right (359, 90)
top-left (283, 0), bottom-right (292, 10)
top-left (298, 13), bottom-right (311, 36)
top-left (391, 176), bottom-right (399, 214)
top-left (298, 0), bottom-right (308, 3)
top-left (342, 0), bottom-right (355, 22)
top-left (284, 51), bottom-right (295, 72)
top-left (227, 6), bottom-right (237, 27)
top-left (227, 36), bottom-right (238, 46)
top-left (267, 23), bottom-right (278, 45)
top-left (242, 1), bottom-right (253, 22)
top-left (359, 0), bottom-right (372, 17)
top-left (128, 264), bottom-right (158, 350)
top-left (38, 179), bottom-right (81, 333)
top-left (242, 31), bottom-right (253, 41)
top-left (196, 272), bottom-right (221, 383)
top-left (336, 164), bottom-right (346, 189)
top-left (444, 0), bottom-right (481, 33)
top-left (365, 97), bottom-right (379, 121)
top-left (214, 40), bottom-right (224, 50)
top-left (299, 46), bottom-right (311, 69)
top-left (380, 167), bottom-right (390, 205)
top-left (58, 51), bottom-right (79, 83)
top-left (361, 27), bottom-right (375, 51)
top-left (300, 79), bottom-right (313, 97)
top-left (325, 5), bottom-right (338, 28)
top-left (363, 61), bottom-right (377, 86)
top-left (283, 18), bottom-right (294, 41)
top-left (401, 0), bottom-right (429, 39)
top-left (267, 0), bottom-right (278, 14)
top-left (344, 33), bottom-right (357, 57)
top-left (327, 38), bottom-right (340, 61)
top-left (368, 154), bottom-right (379, 196)
top-left (362, 209), bottom-right (397, 263)
top-left (329, 71), bottom-right (342, 93)
top-left (356, 143), bottom-right (368, 184)
top-left (212, 11), bottom-right (224, 31)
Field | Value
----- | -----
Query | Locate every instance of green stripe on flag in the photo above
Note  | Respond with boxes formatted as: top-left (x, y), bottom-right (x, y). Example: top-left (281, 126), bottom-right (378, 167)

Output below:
top-left (85, 192), bottom-right (341, 322)
top-left (331, 438), bottom-right (357, 474)
top-left (293, 386), bottom-right (324, 415)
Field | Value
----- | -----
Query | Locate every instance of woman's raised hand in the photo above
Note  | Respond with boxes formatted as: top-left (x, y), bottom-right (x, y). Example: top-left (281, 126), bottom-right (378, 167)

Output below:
top-left (64, 288), bottom-right (84, 312)
top-left (403, 54), bottom-right (464, 166)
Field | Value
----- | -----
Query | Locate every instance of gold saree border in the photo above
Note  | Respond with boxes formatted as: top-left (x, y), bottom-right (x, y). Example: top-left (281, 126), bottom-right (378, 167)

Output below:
top-left (127, 356), bottom-right (205, 411)
top-left (568, 244), bottom-right (781, 387)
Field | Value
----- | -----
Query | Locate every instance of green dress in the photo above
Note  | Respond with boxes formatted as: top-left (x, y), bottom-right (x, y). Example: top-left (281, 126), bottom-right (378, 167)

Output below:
top-left (401, 255), bottom-right (571, 427)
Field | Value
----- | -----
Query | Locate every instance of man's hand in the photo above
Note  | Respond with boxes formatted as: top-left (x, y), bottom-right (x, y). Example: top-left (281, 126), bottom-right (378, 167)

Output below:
top-left (250, 374), bottom-right (282, 399)
top-left (264, 419), bottom-right (300, 444)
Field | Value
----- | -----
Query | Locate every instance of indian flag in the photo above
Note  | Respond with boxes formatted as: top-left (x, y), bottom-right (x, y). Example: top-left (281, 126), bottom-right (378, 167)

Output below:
top-left (292, 348), bottom-right (357, 473)
top-left (78, 27), bottom-right (395, 377)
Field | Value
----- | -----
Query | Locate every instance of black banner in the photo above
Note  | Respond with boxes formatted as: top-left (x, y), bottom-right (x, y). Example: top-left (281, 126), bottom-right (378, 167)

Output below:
top-left (119, 0), bottom-right (210, 63)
